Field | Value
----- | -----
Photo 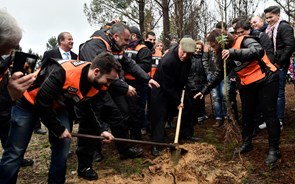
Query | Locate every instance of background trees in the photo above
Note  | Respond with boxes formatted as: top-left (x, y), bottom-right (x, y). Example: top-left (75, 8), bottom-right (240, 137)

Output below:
top-left (83, 0), bottom-right (288, 46)
top-left (46, 36), bottom-right (58, 51)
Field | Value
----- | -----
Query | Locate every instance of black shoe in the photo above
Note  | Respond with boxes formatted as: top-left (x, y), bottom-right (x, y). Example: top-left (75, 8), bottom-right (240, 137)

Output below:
top-left (34, 128), bottom-right (47, 135)
top-left (181, 136), bottom-right (201, 142)
top-left (234, 143), bottom-right (253, 154)
top-left (78, 167), bottom-right (98, 180)
top-left (265, 150), bottom-right (281, 165)
top-left (120, 147), bottom-right (143, 159)
top-left (21, 158), bottom-right (34, 167)
top-left (93, 151), bottom-right (104, 162)
top-left (151, 146), bottom-right (160, 156)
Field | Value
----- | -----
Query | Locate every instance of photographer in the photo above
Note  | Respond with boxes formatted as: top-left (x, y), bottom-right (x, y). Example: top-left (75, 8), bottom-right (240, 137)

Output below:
top-left (0, 9), bottom-right (36, 167)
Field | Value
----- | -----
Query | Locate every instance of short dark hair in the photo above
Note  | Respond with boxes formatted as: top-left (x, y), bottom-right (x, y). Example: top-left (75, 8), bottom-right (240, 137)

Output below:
top-left (91, 52), bottom-right (121, 74)
top-left (234, 19), bottom-right (251, 30)
top-left (264, 6), bottom-right (280, 14)
top-left (146, 31), bottom-right (155, 39)
top-left (232, 17), bottom-right (246, 25)
top-left (215, 21), bottom-right (227, 30)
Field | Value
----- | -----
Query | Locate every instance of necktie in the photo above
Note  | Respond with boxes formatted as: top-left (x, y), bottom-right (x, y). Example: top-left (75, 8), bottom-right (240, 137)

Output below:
top-left (64, 52), bottom-right (70, 59)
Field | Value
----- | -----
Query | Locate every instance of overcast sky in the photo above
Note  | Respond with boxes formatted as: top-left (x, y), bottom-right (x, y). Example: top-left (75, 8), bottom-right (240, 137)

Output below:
top-left (0, 0), bottom-right (94, 55)
top-left (1, 0), bottom-right (279, 55)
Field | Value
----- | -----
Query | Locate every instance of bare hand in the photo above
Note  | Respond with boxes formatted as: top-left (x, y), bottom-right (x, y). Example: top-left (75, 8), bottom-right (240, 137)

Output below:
top-left (59, 129), bottom-right (72, 139)
top-left (148, 79), bottom-right (160, 88)
top-left (7, 72), bottom-right (36, 101)
top-left (222, 49), bottom-right (230, 60)
top-left (193, 92), bottom-right (204, 99)
top-left (101, 131), bottom-right (114, 143)
top-left (127, 85), bottom-right (137, 96)
top-left (178, 102), bottom-right (184, 109)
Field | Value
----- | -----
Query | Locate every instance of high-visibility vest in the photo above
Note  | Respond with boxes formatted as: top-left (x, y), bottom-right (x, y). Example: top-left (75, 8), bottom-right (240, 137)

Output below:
top-left (232, 35), bottom-right (277, 85)
top-left (150, 49), bottom-right (162, 78)
top-left (23, 59), bottom-right (105, 105)
top-left (124, 44), bottom-right (147, 80)
top-left (91, 36), bottom-right (124, 60)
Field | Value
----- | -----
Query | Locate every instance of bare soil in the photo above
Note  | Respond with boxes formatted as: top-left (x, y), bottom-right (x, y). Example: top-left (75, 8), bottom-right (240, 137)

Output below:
top-left (1, 84), bottom-right (294, 184)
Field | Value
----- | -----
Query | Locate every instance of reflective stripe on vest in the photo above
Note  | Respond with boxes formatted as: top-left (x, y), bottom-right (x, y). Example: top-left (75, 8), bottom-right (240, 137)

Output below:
top-left (23, 60), bottom-right (100, 105)
top-left (124, 44), bottom-right (147, 80)
top-left (232, 36), bottom-right (277, 86)
top-left (92, 36), bottom-right (124, 60)
top-left (150, 50), bottom-right (162, 78)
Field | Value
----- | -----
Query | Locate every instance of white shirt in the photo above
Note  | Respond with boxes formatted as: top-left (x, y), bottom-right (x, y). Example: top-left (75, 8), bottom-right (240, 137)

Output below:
top-left (59, 47), bottom-right (71, 60)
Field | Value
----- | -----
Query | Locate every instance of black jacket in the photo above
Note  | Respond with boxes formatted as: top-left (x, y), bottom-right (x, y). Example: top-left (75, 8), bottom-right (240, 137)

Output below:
top-left (126, 40), bottom-right (152, 74)
top-left (251, 30), bottom-right (275, 63)
top-left (19, 61), bottom-right (105, 137)
top-left (0, 56), bottom-right (14, 116)
top-left (79, 29), bottom-right (151, 95)
top-left (201, 37), bottom-right (267, 95)
top-left (186, 53), bottom-right (207, 93)
top-left (42, 48), bottom-right (77, 64)
top-left (153, 45), bottom-right (192, 106)
top-left (273, 20), bottom-right (295, 69)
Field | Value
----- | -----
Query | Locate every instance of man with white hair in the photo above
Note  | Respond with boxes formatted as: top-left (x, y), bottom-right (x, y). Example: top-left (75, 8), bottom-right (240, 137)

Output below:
top-left (150, 37), bottom-right (197, 156)
top-left (250, 16), bottom-right (268, 32)
top-left (0, 9), bottom-right (35, 168)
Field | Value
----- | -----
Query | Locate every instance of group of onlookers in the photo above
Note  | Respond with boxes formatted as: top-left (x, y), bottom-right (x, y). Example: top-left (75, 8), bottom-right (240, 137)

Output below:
top-left (0, 4), bottom-right (294, 184)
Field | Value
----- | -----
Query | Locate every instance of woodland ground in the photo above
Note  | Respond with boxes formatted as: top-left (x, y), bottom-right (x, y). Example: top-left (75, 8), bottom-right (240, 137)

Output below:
top-left (1, 84), bottom-right (294, 184)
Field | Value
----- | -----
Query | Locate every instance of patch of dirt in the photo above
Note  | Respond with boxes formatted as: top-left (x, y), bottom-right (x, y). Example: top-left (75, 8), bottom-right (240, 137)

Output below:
top-left (1, 84), bottom-right (294, 184)
top-left (67, 143), bottom-right (247, 184)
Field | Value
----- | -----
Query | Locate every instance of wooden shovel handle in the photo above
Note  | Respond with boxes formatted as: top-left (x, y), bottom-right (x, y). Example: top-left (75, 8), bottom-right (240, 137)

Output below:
top-left (174, 89), bottom-right (185, 144)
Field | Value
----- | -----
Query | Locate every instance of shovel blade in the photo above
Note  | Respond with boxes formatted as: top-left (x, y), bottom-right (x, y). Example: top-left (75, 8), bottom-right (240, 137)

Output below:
top-left (170, 147), bottom-right (188, 165)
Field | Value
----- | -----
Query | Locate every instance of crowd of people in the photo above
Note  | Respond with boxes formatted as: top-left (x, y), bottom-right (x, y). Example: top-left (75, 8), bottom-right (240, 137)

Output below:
top-left (0, 5), bottom-right (294, 184)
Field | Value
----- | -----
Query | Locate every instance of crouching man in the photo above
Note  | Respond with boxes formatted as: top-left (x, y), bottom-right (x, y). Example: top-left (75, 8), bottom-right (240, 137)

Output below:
top-left (0, 52), bottom-right (120, 184)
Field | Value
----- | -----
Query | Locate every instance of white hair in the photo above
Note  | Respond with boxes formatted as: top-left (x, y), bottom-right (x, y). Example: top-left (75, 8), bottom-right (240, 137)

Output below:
top-left (0, 9), bottom-right (22, 51)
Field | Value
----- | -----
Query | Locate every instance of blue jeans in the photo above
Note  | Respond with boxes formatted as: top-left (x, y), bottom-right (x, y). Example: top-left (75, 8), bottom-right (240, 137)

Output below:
top-left (208, 75), bottom-right (229, 120)
top-left (0, 104), bottom-right (71, 184)
top-left (277, 68), bottom-right (287, 121)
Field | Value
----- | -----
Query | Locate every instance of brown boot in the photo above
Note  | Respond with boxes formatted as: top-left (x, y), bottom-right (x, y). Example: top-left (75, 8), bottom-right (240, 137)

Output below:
top-left (212, 119), bottom-right (224, 128)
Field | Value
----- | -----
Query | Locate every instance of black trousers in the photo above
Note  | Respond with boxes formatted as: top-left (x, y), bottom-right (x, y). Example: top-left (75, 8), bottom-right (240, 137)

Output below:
top-left (125, 80), bottom-right (147, 140)
top-left (76, 91), bottom-right (130, 170)
top-left (178, 89), bottom-right (208, 138)
top-left (239, 78), bottom-right (280, 149)
top-left (151, 88), bottom-right (193, 142)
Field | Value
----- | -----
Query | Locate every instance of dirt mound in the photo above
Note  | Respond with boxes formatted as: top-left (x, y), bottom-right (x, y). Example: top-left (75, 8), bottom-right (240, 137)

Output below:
top-left (68, 143), bottom-right (247, 184)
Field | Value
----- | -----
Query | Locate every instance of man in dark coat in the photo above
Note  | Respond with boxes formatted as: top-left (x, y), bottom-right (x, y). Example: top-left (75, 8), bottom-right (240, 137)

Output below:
top-left (150, 37), bottom-right (197, 156)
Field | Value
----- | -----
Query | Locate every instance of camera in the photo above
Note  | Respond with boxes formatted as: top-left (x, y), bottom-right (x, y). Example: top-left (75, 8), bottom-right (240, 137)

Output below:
top-left (11, 51), bottom-right (38, 74)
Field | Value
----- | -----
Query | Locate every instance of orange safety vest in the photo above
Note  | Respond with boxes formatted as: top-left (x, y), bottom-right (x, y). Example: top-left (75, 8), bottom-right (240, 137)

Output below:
top-left (91, 36), bottom-right (124, 60)
top-left (23, 59), bottom-right (104, 105)
top-left (124, 44), bottom-right (147, 80)
top-left (150, 49), bottom-right (162, 78)
top-left (232, 36), bottom-right (277, 86)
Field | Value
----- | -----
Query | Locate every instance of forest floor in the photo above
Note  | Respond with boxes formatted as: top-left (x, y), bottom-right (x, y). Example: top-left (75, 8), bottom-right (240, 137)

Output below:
top-left (1, 84), bottom-right (294, 184)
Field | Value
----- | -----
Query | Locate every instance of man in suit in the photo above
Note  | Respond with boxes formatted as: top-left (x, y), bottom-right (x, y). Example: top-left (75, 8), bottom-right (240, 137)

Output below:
top-left (34, 32), bottom-right (78, 135)
top-left (43, 32), bottom-right (77, 61)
